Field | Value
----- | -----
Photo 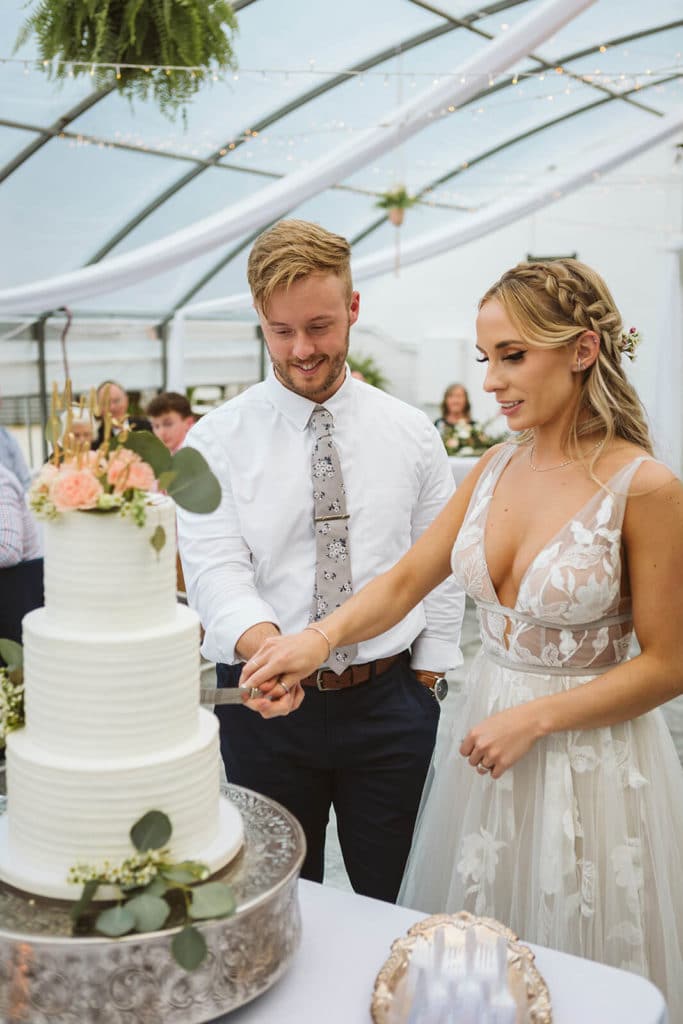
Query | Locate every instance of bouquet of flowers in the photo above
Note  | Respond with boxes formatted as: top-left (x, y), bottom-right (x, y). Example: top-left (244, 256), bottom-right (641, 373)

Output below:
top-left (440, 419), bottom-right (507, 457)
top-left (30, 384), bottom-right (220, 528)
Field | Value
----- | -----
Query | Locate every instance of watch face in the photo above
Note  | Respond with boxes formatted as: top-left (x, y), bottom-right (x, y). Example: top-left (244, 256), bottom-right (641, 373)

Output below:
top-left (434, 676), bottom-right (448, 702)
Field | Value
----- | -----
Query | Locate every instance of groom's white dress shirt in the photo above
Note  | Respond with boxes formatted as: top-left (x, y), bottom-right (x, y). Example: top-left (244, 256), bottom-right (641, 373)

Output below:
top-left (177, 369), bottom-right (465, 672)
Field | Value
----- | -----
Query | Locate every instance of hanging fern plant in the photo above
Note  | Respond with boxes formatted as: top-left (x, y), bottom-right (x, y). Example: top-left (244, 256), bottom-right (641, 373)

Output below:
top-left (16, 0), bottom-right (239, 119)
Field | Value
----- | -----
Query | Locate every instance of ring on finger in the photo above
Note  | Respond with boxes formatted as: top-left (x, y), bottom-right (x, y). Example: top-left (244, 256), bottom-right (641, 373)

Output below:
top-left (278, 679), bottom-right (291, 695)
top-left (476, 763), bottom-right (493, 775)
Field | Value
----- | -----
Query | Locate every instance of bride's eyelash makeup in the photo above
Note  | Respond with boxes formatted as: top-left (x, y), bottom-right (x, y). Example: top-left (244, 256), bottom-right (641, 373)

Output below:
top-left (475, 351), bottom-right (526, 364)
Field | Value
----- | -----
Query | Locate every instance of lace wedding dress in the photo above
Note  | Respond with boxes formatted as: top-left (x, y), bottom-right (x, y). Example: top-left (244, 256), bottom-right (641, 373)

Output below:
top-left (399, 444), bottom-right (683, 1016)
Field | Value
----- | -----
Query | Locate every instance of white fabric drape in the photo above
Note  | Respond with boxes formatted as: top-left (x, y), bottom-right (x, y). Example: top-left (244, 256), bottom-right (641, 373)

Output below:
top-left (166, 108), bottom-right (683, 390)
top-left (0, 0), bottom-right (594, 316)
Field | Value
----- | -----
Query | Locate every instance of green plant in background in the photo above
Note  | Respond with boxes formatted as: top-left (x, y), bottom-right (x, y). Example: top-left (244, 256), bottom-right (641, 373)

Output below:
top-left (16, 0), bottom-right (239, 119)
top-left (347, 354), bottom-right (389, 390)
top-left (0, 640), bottom-right (24, 749)
top-left (374, 185), bottom-right (421, 226)
top-left (70, 809), bottom-right (236, 971)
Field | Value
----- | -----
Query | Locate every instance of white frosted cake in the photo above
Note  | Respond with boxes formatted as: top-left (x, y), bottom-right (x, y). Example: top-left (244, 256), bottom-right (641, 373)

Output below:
top-left (0, 495), bottom-right (243, 900)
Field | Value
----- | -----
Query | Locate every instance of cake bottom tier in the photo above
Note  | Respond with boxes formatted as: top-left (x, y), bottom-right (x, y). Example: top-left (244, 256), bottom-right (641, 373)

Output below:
top-left (0, 709), bottom-right (243, 900)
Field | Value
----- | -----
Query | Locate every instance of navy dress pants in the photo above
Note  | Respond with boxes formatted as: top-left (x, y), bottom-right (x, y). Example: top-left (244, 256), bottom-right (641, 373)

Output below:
top-left (215, 656), bottom-right (439, 903)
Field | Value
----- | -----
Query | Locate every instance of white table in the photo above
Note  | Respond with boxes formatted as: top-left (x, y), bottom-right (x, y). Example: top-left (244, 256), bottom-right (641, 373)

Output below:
top-left (449, 454), bottom-right (479, 486)
top-left (217, 880), bottom-right (667, 1023)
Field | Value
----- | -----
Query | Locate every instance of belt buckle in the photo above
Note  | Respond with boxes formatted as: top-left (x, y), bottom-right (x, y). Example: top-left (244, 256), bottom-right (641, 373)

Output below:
top-left (316, 668), bottom-right (332, 692)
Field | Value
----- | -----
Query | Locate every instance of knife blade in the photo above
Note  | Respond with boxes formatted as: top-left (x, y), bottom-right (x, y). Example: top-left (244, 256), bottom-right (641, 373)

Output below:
top-left (199, 686), bottom-right (264, 705)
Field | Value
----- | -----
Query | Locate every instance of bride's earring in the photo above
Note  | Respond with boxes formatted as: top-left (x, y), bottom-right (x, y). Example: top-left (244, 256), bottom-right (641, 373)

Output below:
top-left (576, 358), bottom-right (583, 372)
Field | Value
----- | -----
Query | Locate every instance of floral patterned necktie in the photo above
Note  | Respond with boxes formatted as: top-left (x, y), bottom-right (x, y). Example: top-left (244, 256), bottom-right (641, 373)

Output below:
top-left (309, 405), bottom-right (358, 673)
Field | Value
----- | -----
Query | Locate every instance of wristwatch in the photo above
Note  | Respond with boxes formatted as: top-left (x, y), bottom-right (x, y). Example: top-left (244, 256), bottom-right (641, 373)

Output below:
top-left (432, 676), bottom-right (449, 702)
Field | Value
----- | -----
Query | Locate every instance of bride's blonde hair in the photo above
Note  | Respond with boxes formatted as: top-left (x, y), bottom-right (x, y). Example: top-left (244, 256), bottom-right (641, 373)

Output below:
top-left (479, 259), bottom-right (653, 459)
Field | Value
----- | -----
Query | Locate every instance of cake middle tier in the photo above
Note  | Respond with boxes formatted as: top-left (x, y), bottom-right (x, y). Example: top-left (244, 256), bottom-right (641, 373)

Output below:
top-left (22, 604), bottom-right (201, 759)
top-left (2, 709), bottom-right (238, 900)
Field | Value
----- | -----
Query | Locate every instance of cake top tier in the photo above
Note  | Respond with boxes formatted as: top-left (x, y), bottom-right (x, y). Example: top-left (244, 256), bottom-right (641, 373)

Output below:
top-left (42, 495), bottom-right (178, 632)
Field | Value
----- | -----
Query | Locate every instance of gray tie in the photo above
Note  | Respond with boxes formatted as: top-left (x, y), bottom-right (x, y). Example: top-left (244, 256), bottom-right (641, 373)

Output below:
top-left (309, 406), bottom-right (358, 672)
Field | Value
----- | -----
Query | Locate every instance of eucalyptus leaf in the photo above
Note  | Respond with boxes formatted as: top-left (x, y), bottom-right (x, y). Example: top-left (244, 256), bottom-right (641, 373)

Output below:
top-left (0, 638), bottom-right (23, 670)
top-left (130, 810), bottom-right (172, 852)
top-left (149, 525), bottom-right (166, 555)
top-left (96, 904), bottom-right (136, 937)
top-left (189, 882), bottom-right (236, 920)
top-left (122, 431), bottom-right (172, 476)
top-left (70, 879), bottom-right (99, 923)
top-left (157, 470), bottom-right (177, 491)
top-left (162, 861), bottom-right (207, 885)
top-left (171, 924), bottom-right (208, 971)
top-left (126, 893), bottom-right (171, 933)
top-left (166, 448), bottom-right (221, 514)
top-left (143, 876), bottom-right (168, 897)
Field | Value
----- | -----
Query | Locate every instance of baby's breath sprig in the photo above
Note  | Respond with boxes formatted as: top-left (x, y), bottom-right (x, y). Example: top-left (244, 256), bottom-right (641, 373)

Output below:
top-left (0, 639), bottom-right (25, 748)
top-left (69, 810), bottom-right (235, 971)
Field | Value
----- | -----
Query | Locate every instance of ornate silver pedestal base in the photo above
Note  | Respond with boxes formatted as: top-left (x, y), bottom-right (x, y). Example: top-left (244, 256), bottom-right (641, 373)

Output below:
top-left (0, 783), bottom-right (306, 1024)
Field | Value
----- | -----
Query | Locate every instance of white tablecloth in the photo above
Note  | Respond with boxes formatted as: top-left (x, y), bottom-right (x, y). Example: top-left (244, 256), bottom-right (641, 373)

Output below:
top-left (449, 454), bottom-right (479, 485)
top-left (217, 880), bottom-right (667, 1023)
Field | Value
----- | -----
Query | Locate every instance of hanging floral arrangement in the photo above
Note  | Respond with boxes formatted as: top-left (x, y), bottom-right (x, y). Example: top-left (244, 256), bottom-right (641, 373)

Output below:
top-left (374, 185), bottom-right (420, 275)
top-left (374, 185), bottom-right (420, 227)
top-left (16, 0), bottom-right (239, 119)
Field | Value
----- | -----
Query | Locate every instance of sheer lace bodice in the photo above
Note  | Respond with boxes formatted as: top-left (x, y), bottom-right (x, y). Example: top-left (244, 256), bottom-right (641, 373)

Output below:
top-left (451, 444), bottom-right (646, 675)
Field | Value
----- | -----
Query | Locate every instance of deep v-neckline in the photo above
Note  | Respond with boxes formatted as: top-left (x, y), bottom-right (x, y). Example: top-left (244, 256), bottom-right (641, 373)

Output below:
top-left (480, 446), bottom-right (635, 613)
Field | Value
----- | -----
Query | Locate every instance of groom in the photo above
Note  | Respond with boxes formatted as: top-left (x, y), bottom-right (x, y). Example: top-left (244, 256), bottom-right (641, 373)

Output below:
top-left (177, 219), bottom-right (465, 902)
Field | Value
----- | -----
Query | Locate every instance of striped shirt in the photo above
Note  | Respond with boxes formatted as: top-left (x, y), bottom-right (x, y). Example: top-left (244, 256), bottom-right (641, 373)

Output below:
top-left (0, 464), bottom-right (42, 569)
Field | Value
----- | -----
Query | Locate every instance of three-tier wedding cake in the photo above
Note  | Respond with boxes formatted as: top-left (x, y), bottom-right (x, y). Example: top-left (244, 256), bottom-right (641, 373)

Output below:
top-left (0, 495), bottom-right (243, 900)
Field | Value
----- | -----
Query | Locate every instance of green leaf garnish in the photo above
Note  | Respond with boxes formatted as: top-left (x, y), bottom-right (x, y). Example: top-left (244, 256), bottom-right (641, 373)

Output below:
top-left (189, 881), bottom-right (236, 920)
top-left (96, 904), bottom-right (136, 937)
top-left (122, 431), bottom-right (173, 475)
top-left (171, 924), bottom-right (208, 971)
top-left (70, 878), bottom-right (99, 923)
top-left (149, 525), bottom-right (166, 554)
top-left (126, 893), bottom-right (171, 933)
top-left (166, 448), bottom-right (221, 513)
top-left (130, 810), bottom-right (172, 852)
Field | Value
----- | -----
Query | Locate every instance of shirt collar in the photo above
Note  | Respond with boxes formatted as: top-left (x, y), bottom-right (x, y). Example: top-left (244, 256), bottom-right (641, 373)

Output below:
top-left (264, 365), bottom-right (353, 431)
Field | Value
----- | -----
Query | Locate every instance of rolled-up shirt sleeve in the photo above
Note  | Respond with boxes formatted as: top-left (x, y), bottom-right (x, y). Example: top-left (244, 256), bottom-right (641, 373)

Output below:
top-left (176, 430), bottom-right (280, 665)
top-left (409, 422), bottom-right (466, 672)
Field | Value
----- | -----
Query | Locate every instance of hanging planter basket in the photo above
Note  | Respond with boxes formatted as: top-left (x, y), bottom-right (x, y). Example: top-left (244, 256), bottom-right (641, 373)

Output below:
top-left (16, 0), bottom-right (239, 120)
top-left (374, 186), bottom-right (420, 275)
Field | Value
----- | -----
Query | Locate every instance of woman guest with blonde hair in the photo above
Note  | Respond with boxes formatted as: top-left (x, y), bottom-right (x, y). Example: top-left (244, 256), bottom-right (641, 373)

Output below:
top-left (240, 258), bottom-right (683, 1016)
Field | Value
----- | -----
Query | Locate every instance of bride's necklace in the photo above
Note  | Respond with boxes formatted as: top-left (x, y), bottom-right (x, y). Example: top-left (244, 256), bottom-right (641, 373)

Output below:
top-left (529, 439), bottom-right (603, 472)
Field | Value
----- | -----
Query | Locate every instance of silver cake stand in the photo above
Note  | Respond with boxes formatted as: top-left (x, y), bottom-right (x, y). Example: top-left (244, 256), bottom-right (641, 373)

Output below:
top-left (0, 774), bottom-right (306, 1024)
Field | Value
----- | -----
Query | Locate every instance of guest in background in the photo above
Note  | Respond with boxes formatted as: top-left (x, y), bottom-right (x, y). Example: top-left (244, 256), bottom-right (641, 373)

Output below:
top-left (93, 380), bottom-right (151, 447)
top-left (434, 382), bottom-right (473, 438)
top-left (146, 392), bottom-right (195, 454)
top-left (61, 406), bottom-right (95, 449)
top-left (177, 218), bottom-right (466, 903)
top-left (0, 464), bottom-right (43, 645)
top-left (0, 390), bottom-right (32, 493)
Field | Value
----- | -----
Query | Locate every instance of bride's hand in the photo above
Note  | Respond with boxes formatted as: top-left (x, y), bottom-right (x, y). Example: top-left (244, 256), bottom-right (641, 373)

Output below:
top-left (459, 704), bottom-right (545, 779)
top-left (239, 629), bottom-right (329, 718)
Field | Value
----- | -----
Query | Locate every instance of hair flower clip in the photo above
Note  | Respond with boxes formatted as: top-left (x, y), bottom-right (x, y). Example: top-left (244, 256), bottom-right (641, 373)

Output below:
top-left (619, 326), bottom-right (641, 361)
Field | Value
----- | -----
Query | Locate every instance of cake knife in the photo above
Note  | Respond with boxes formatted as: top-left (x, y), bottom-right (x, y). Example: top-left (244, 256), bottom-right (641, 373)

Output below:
top-left (200, 686), bottom-right (267, 704)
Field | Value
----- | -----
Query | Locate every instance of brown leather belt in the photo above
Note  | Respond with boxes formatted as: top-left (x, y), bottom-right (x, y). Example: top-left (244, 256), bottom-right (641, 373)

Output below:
top-left (301, 650), bottom-right (410, 692)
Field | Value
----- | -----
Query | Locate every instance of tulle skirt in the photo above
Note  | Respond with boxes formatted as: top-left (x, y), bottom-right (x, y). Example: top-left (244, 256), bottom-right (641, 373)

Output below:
top-left (398, 648), bottom-right (683, 1019)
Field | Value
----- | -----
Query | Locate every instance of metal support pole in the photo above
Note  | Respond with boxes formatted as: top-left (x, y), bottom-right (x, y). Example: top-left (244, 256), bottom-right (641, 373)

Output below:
top-left (32, 315), bottom-right (49, 462)
top-left (159, 321), bottom-right (168, 391)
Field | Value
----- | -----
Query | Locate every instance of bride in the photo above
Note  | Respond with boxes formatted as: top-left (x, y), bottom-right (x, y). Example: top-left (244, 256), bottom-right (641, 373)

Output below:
top-left (239, 258), bottom-right (683, 1016)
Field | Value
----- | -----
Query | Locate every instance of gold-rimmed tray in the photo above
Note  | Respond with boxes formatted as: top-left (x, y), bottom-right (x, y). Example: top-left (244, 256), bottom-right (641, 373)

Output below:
top-left (372, 910), bottom-right (552, 1024)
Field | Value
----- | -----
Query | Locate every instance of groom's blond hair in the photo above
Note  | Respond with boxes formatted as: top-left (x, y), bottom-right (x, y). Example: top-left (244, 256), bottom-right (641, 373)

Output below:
top-left (247, 219), bottom-right (353, 315)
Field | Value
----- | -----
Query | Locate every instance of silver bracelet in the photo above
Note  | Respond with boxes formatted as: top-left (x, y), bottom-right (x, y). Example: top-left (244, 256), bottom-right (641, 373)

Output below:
top-left (304, 625), bottom-right (332, 660)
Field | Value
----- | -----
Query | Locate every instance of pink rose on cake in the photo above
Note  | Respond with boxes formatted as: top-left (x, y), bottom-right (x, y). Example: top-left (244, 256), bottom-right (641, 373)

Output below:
top-left (107, 450), bottom-right (157, 494)
top-left (50, 468), bottom-right (104, 511)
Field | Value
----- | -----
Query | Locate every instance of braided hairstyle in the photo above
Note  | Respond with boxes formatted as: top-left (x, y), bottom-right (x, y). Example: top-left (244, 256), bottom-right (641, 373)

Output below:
top-left (479, 259), bottom-right (653, 459)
